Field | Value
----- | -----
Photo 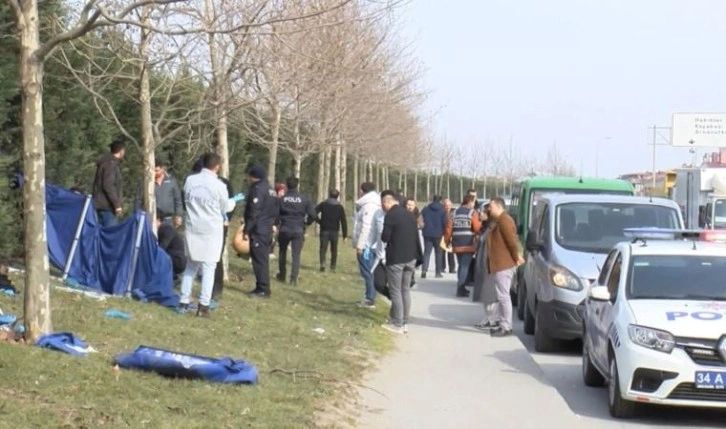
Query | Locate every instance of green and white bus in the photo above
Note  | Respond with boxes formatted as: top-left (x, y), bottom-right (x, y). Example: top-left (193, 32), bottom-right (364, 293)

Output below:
top-left (508, 176), bottom-right (635, 315)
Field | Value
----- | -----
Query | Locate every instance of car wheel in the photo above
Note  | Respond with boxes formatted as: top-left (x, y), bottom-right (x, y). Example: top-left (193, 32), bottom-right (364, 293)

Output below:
top-left (523, 298), bottom-right (535, 335)
top-left (516, 281), bottom-right (526, 321)
top-left (608, 355), bottom-right (636, 418)
top-left (534, 305), bottom-right (559, 353)
top-left (582, 336), bottom-right (605, 387)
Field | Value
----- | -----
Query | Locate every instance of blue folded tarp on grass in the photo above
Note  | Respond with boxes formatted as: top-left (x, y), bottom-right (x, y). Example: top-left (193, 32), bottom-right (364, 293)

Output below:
top-left (35, 332), bottom-right (95, 356)
top-left (114, 346), bottom-right (258, 385)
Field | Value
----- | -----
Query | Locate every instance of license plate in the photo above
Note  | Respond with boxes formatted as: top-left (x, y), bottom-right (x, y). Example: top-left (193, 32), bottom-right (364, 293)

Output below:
top-left (695, 371), bottom-right (726, 389)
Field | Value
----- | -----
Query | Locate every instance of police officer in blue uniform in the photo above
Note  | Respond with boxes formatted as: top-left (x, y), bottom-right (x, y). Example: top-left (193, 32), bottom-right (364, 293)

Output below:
top-left (244, 165), bottom-right (279, 298)
top-left (276, 177), bottom-right (317, 286)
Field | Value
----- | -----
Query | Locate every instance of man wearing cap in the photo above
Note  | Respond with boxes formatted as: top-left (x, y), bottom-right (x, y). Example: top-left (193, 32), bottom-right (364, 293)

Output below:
top-left (244, 165), bottom-right (279, 298)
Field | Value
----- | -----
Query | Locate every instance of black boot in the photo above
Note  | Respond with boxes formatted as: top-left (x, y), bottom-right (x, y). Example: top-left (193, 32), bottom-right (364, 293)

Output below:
top-left (275, 273), bottom-right (285, 282)
top-left (196, 304), bottom-right (210, 318)
top-left (456, 287), bottom-right (470, 297)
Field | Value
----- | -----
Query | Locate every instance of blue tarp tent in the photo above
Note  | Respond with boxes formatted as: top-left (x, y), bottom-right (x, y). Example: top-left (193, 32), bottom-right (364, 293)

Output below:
top-left (46, 185), bottom-right (179, 307)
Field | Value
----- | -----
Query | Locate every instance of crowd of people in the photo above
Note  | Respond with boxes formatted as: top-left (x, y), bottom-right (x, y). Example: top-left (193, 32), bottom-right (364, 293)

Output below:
top-left (89, 141), bottom-right (352, 316)
top-left (90, 140), bottom-right (522, 335)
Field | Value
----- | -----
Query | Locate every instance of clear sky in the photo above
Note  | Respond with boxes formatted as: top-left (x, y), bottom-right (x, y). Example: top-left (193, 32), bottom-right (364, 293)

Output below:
top-left (401, 0), bottom-right (726, 178)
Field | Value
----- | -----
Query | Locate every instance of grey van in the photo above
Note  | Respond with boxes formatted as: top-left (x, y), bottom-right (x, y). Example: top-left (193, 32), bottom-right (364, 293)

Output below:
top-left (521, 194), bottom-right (684, 352)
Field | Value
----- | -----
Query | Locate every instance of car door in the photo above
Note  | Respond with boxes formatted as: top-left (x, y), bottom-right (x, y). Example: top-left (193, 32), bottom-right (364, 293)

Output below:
top-left (586, 249), bottom-right (616, 358)
top-left (594, 252), bottom-right (623, 369)
top-left (528, 204), bottom-right (550, 308)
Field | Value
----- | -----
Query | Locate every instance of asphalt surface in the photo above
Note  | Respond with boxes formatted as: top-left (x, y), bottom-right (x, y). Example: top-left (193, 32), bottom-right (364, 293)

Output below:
top-left (356, 272), bottom-right (726, 429)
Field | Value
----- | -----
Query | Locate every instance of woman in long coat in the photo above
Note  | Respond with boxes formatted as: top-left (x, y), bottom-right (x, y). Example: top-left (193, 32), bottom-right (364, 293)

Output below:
top-left (473, 204), bottom-right (499, 330)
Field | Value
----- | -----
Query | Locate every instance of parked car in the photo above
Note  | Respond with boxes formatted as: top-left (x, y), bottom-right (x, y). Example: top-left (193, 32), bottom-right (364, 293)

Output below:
top-left (521, 194), bottom-right (684, 352)
top-left (583, 228), bottom-right (726, 418)
top-left (510, 176), bottom-right (635, 316)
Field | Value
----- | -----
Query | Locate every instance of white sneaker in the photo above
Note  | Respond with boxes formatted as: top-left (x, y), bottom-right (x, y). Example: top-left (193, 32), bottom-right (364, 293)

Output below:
top-left (382, 323), bottom-right (405, 334)
top-left (403, 324), bottom-right (409, 333)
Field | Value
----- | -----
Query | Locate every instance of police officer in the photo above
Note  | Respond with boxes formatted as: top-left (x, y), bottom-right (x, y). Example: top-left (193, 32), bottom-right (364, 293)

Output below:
top-left (244, 165), bottom-right (279, 298)
top-left (444, 194), bottom-right (482, 297)
top-left (276, 176), bottom-right (317, 286)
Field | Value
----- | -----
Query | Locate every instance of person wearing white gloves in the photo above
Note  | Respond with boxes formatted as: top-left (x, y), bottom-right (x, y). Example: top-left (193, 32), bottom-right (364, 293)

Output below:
top-left (180, 153), bottom-right (244, 317)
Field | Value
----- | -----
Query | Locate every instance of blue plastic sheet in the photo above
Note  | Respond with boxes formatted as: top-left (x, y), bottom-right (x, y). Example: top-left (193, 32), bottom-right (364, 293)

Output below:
top-left (114, 346), bottom-right (258, 385)
top-left (35, 332), bottom-right (94, 356)
top-left (46, 185), bottom-right (179, 308)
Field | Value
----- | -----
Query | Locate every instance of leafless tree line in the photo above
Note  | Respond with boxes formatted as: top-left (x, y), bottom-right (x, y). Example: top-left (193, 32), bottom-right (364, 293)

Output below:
top-left (7, 0), bottom-right (432, 340)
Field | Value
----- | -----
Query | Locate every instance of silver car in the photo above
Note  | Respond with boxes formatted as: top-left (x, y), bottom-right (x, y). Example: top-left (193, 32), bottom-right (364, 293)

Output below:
top-left (521, 194), bottom-right (684, 352)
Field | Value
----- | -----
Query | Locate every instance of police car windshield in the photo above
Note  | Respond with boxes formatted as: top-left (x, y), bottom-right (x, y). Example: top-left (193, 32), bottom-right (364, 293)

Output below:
top-left (627, 255), bottom-right (726, 301)
top-left (554, 203), bottom-right (680, 254)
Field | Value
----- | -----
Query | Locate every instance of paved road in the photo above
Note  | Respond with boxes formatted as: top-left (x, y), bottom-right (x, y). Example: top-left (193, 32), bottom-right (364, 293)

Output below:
top-left (356, 272), bottom-right (725, 429)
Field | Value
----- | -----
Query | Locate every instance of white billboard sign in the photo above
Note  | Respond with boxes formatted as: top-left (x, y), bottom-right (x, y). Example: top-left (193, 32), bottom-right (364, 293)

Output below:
top-left (671, 113), bottom-right (726, 147)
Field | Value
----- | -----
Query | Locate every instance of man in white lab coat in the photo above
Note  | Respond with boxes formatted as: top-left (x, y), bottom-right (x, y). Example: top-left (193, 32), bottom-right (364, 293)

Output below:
top-left (181, 153), bottom-right (244, 317)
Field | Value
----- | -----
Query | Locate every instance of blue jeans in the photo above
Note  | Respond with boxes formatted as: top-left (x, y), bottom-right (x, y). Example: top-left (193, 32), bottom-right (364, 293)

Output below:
top-left (456, 253), bottom-right (474, 288)
top-left (357, 253), bottom-right (377, 302)
top-left (97, 210), bottom-right (118, 227)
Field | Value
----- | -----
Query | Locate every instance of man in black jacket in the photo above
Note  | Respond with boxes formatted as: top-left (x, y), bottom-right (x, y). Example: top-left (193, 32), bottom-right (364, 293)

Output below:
top-left (92, 139), bottom-right (126, 227)
top-left (380, 190), bottom-right (423, 335)
top-left (316, 189), bottom-right (348, 273)
top-left (156, 211), bottom-right (186, 286)
top-left (244, 165), bottom-right (279, 298)
top-left (276, 176), bottom-right (316, 286)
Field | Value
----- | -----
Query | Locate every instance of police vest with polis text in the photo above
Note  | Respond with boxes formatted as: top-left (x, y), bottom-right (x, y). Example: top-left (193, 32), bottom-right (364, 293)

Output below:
top-left (451, 206), bottom-right (477, 253)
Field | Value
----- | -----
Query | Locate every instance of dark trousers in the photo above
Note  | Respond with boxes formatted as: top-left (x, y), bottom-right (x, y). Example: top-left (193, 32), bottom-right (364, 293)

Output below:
top-left (319, 230), bottom-right (339, 269)
top-left (212, 225), bottom-right (228, 300)
top-left (456, 253), bottom-right (474, 288)
top-left (446, 252), bottom-right (456, 273)
top-left (97, 210), bottom-right (118, 227)
top-left (278, 232), bottom-right (304, 281)
top-left (422, 236), bottom-right (443, 274)
top-left (250, 235), bottom-right (271, 293)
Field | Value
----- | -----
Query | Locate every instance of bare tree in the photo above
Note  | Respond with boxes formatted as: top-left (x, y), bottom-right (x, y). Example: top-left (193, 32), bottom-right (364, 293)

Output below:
top-left (5, 0), bottom-right (203, 341)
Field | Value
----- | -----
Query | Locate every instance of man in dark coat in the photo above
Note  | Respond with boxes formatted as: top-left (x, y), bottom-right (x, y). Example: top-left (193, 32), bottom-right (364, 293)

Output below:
top-left (276, 176), bottom-right (316, 286)
top-left (420, 195), bottom-right (446, 278)
top-left (92, 139), bottom-right (126, 227)
top-left (244, 165), bottom-right (279, 298)
top-left (316, 189), bottom-right (348, 272)
top-left (156, 210), bottom-right (186, 286)
top-left (380, 190), bottom-right (423, 334)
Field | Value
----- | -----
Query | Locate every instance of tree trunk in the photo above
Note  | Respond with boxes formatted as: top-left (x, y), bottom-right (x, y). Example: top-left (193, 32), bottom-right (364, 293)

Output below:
top-left (139, 12), bottom-right (156, 234)
top-left (206, 0), bottom-right (229, 179)
top-left (294, 154), bottom-right (302, 179)
top-left (323, 145), bottom-right (332, 197)
top-left (425, 172), bottom-right (430, 202)
top-left (413, 169), bottom-right (418, 201)
top-left (267, 105), bottom-right (281, 184)
top-left (375, 162), bottom-right (381, 188)
top-left (340, 143), bottom-right (347, 205)
top-left (334, 140), bottom-right (342, 193)
top-left (459, 175), bottom-right (464, 202)
top-left (352, 154), bottom-right (359, 202)
top-left (446, 172), bottom-right (451, 199)
top-left (367, 159), bottom-right (373, 182)
top-left (402, 169), bottom-right (407, 196)
top-left (19, 0), bottom-right (52, 341)
top-left (317, 147), bottom-right (326, 203)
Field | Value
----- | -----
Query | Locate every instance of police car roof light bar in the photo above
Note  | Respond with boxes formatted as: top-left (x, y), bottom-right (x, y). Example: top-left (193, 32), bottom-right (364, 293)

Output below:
top-left (622, 228), bottom-right (703, 243)
top-left (700, 230), bottom-right (726, 243)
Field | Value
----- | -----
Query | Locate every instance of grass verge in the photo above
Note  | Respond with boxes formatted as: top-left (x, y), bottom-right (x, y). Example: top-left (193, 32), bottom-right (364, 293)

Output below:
top-left (0, 235), bottom-right (393, 429)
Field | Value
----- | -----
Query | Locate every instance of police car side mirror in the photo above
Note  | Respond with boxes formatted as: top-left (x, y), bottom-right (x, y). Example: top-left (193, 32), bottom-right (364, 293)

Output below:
top-left (588, 285), bottom-right (611, 302)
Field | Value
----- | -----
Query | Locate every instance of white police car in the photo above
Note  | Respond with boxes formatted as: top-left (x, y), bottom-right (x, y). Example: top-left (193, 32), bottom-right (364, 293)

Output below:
top-left (582, 228), bottom-right (726, 418)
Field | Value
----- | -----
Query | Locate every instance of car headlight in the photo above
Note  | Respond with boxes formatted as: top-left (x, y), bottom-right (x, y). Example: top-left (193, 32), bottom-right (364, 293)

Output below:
top-left (628, 325), bottom-right (675, 353)
top-left (549, 265), bottom-right (583, 291)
